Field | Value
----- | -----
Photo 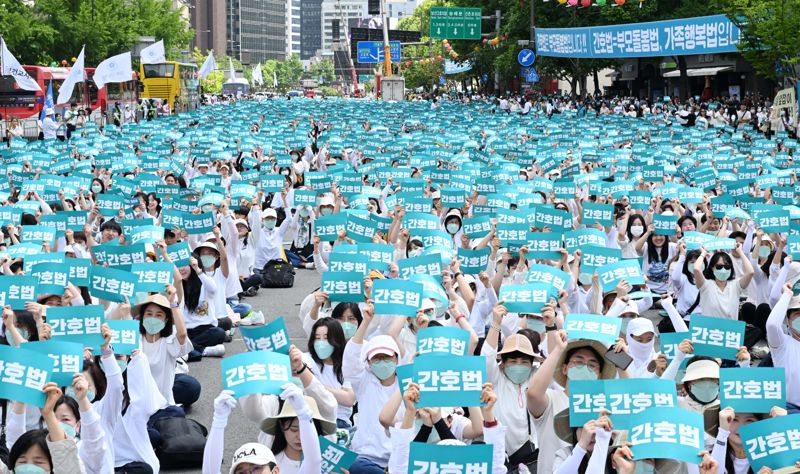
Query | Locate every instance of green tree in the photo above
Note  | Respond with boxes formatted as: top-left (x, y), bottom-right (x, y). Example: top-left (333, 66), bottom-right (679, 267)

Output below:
top-left (715, 0), bottom-right (800, 82)
top-left (307, 59), bottom-right (335, 84)
top-left (0, 0), bottom-right (57, 64)
top-left (191, 48), bottom-right (244, 93)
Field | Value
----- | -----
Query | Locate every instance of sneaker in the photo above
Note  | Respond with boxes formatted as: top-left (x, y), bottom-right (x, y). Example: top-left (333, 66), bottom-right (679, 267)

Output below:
top-left (175, 358), bottom-right (189, 374)
top-left (304, 262), bottom-right (315, 269)
top-left (243, 287), bottom-right (258, 297)
top-left (240, 310), bottom-right (265, 326)
top-left (202, 344), bottom-right (226, 357)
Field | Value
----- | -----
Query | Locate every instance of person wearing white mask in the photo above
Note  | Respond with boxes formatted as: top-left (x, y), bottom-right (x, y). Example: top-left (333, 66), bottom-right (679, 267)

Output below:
top-left (252, 203), bottom-right (297, 272)
top-left (625, 317), bottom-right (659, 378)
top-left (617, 212), bottom-right (647, 259)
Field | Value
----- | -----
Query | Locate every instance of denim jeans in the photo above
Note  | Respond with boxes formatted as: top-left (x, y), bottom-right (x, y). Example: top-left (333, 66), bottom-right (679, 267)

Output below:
top-left (227, 297), bottom-right (252, 317)
top-left (186, 324), bottom-right (225, 361)
top-left (349, 456), bottom-right (386, 474)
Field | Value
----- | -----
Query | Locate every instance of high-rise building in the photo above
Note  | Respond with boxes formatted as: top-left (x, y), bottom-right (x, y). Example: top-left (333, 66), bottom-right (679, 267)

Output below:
top-left (288, 0), bottom-right (302, 57)
top-left (300, 0), bottom-right (323, 60)
top-left (225, 0), bottom-right (288, 63)
top-left (190, 0), bottom-right (227, 55)
top-left (320, 0), bottom-right (366, 57)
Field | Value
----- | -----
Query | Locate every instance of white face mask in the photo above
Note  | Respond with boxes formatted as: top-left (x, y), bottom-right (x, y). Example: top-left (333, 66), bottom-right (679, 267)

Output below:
top-left (630, 225), bottom-right (644, 237)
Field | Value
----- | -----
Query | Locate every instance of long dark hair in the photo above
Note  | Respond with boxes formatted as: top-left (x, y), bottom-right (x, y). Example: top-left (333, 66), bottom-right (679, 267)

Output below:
top-left (646, 232), bottom-right (669, 263)
top-left (271, 412), bottom-right (323, 455)
top-left (181, 266), bottom-right (203, 312)
top-left (626, 214), bottom-right (646, 240)
top-left (309, 318), bottom-right (346, 384)
top-left (331, 302), bottom-right (363, 326)
top-left (761, 250), bottom-right (786, 278)
top-left (683, 250), bottom-right (701, 285)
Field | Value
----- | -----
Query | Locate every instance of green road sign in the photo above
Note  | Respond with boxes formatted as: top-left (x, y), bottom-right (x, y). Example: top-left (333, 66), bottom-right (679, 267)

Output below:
top-left (430, 7), bottom-right (482, 40)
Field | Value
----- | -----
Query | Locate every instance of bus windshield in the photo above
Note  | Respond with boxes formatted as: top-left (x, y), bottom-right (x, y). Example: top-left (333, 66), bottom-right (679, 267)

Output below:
top-left (143, 64), bottom-right (175, 78)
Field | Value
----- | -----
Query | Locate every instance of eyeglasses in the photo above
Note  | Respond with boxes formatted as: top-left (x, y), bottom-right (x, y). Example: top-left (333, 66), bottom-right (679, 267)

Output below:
top-left (714, 265), bottom-right (731, 270)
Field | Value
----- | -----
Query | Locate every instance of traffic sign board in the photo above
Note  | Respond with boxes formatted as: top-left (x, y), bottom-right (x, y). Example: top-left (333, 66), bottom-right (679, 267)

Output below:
top-left (521, 66), bottom-right (539, 83)
top-left (357, 41), bottom-right (401, 64)
top-left (518, 49), bottom-right (535, 67)
top-left (430, 7), bottom-right (482, 40)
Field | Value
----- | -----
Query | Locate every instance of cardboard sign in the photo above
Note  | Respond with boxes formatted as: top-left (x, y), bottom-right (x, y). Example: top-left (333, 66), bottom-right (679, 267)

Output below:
top-left (239, 317), bottom-right (291, 354)
top-left (629, 407), bottom-right (704, 465)
top-left (719, 367), bottom-right (786, 413)
top-left (689, 314), bottom-right (745, 360)
top-left (416, 327), bottom-right (470, 357)
top-left (372, 279), bottom-right (424, 317)
top-left (569, 379), bottom-right (678, 428)
top-left (221, 351), bottom-right (292, 398)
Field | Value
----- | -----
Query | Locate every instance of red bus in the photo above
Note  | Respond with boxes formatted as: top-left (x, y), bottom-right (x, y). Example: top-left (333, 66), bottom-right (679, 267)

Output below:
top-left (1, 65), bottom-right (138, 137)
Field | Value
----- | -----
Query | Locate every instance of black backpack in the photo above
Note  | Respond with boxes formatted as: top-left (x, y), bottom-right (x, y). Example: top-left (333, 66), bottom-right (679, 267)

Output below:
top-left (260, 259), bottom-right (295, 288)
top-left (151, 416), bottom-right (208, 469)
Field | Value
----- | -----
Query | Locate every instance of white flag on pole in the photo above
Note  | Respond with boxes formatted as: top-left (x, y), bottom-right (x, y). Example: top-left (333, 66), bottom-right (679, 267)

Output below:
top-left (251, 63), bottom-right (263, 86)
top-left (56, 46), bottom-right (86, 105)
top-left (273, 70), bottom-right (278, 88)
top-left (0, 37), bottom-right (41, 91)
top-left (140, 39), bottom-right (166, 64)
top-left (199, 51), bottom-right (215, 79)
top-left (93, 52), bottom-right (133, 89)
top-left (228, 58), bottom-right (236, 81)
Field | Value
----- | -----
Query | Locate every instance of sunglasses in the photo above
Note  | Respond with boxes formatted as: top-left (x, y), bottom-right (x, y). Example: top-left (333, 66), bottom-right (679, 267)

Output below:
top-left (714, 265), bottom-right (731, 270)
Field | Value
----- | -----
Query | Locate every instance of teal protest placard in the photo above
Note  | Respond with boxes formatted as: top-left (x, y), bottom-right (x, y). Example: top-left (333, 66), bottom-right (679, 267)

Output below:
top-left (569, 379), bottom-right (678, 428)
top-left (321, 272), bottom-right (364, 303)
top-left (413, 355), bottom-right (485, 408)
top-left (164, 241), bottom-right (192, 267)
top-left (660, 331), bottom-right (690, 361)
top-left (462, 215), bottom-right (492, 236)
top-left (0, 276), bottom-right (38, 310)
top-left (220, 351), bottom-right (292, 398)
top-left (788, 234), bottom-right (800, 260)
top-left (129, 225), bottom-right (164, 245)
top-left (564, 313), bottom-right (622, 346)
top-left (0, 345), bottom-right (52, 408)
top-left (499, 283), bottom-right (551, 314)
top-left (408, 442), bottom-right (493, 474)
top-left (534, 206), bottom-right (571, 232)
top-left (398, 253), bottom-right (443, 280)
top-left (527, 231), bottom-right (563, 260)
top-left (417, 327), bottom-right (470, 356)
top-left (525, 264), bottom-right (570, 293)
top-left (757, 209), bottom-right (790, 233)
top-left (293, 189), bottom-right (317, 207)
top-left (416, 229), bottom-right (452, 249)
top-left (239, 317), bottom-right (291, 354)
top-left (689, 314), bottom-right (745, 360)
top-left (456, 247), bottom-right (491, 275)
top-left (329, 253), bottom-right (369, 275)
top-left (20, 225), bottom-right (57, 246)
top-left (403, 212), bottom-right (440, 232)
top-left (345, 213), bottom-right (377, 243)
top-left (719, 367), bottom-right (786, 413)
top-left (39, 211), bottom-right (87, 234)
top-left (628, 190), bottom-right (652, 210)
top-left (30, 261), bottom-right (70, 295)
top-left (92, 320), bottom-right (140, 356)
top-left (182, 212), bottom-right (215, 235)
top-left (739, 413), bottom-right (800, 473)
top-left (314, 213), bottom-right (347, 241)
top-left (564, 228), bottom-right (607, 254)
top-left (161, 209), bottom-right (184, 229)
top-left (653, 213), bottom-right (677, 236)
top-left (22, 341), bottom-right (84, 387)
top-left (353, 243), bottom-right (392, 271)
top-left (582, 202), bottom-right (614, 226)
top-left (396, 363), bottom-right (414, 391)
top-left (259, 174), bottom-right (286, 193)
top-left (94, 243), bottom-right (148, 269)
top-left (703, 238), bottom-right (737, 252)
top-left (319, 436), bottom-right (357, 474)
top-left (65, 258), bottom-right (91, 287)
top-left (47, 305), bottom-right (105, 349)
top-left (629, 407), bottom-right (704, 465)
top-left (121, 218), bottom-right (155, 237)
top-left (580, 245), bottom-right (622, 274)
top-left (130, 262), bottom-right (174, 293)
top-left (597, 259), bottom-right (645, 293)
top-left (90, 266), bottom-right (137, 302)
top-left (372, 279), bottom-right (423, 317)
top-left (96, 194), bottom-right (124, 217)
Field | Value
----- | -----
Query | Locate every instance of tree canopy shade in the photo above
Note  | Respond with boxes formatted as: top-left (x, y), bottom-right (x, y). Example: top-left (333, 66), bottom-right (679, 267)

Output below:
top-left (0, 0), bottom-right (193, 65)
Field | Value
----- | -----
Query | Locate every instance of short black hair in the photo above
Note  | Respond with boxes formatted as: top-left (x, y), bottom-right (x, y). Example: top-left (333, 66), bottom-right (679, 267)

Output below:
top-left (100, 219), bottom-right (122, 235)
top-left (9, 429), bottom-right (51, 469)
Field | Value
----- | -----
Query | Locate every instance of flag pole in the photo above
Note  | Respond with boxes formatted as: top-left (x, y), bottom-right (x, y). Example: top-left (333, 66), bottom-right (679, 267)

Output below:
top-left (0, 36), bottom-right (10, 146)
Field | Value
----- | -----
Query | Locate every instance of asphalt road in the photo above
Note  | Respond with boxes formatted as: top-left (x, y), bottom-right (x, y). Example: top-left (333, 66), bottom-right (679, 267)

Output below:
top-left (169, 268), bottom-right (320, 474)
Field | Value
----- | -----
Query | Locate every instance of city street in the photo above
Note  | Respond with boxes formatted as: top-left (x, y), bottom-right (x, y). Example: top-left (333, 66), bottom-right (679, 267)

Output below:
top-left (171, 268), bottom-right (319, 474)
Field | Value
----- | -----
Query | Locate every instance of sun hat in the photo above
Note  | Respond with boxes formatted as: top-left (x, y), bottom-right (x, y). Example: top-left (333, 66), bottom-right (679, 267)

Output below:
top-left (497, 334), bottom-right (536, 359)
top-left (234, 218), bottom-right (250, 230)
top-left (259, 396), bottom-right (336, 436)
top-left (364, 334), bottom-right (400, 360)
top-left (553, 339), bottom-right (616, 388)
top-left (132, 294), bottom-right (172, 319)
top-left (681, 358), bottom-right (720, 383)
top-left (195, 241), bottom-right (219, 254)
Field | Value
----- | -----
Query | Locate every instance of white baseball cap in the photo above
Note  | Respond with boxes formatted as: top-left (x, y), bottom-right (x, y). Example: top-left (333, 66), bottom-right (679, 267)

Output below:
top-left (263, 208), bottom-right (277, 219)
top-left (364, 335), bottom-right (400, 360)
top-left (229, 443), bottom-right (276, 474)
top-left (626, 317), bottom-right (654, 337)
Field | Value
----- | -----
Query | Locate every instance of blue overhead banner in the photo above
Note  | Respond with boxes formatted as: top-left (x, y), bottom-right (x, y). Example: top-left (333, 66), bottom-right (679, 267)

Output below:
top-left (536, 15), bottom-right (740, 58)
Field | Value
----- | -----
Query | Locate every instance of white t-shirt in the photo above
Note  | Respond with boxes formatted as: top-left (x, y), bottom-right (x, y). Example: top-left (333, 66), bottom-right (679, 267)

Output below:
top-left (771, 332), bottom-right (800, 406)
top-left (532, 388), bottom-right (570, 474)
top-left (303, 353), bottom-right (353, 422)
top-left (142, 331), bottom-right (193, 405)
top-left (699, 278), bottom-right (743, 320)
top-left (275, 451), bottom-right (301, 474)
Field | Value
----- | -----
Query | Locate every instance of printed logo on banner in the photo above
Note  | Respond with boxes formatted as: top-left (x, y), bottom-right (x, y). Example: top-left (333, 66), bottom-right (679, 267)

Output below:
top-left (239, 317), bottom-right (290, 354)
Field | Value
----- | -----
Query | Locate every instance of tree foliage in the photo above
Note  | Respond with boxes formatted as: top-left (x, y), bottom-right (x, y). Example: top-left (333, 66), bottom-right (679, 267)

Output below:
top-left (1, 0), bottom-right (192, 65)
top-left (306, 59), bottom-right (335, 84)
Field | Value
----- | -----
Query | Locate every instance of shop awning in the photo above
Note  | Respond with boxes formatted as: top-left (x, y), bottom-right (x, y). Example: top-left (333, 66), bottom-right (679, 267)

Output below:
top-left (662, 66), bottom-right (733, 78)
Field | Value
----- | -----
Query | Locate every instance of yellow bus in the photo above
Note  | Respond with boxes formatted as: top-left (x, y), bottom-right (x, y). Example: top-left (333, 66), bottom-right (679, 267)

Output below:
top-left (139, 61), bottom-right (199, 112)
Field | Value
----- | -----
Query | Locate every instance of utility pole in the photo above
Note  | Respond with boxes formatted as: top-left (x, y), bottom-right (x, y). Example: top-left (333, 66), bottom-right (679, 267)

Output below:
top-left (381, 0), bottom-right (392, 78)
top-left (494, 9), bottom-right (501, 94)
top-left (530, 0), bottom-right (536, 50)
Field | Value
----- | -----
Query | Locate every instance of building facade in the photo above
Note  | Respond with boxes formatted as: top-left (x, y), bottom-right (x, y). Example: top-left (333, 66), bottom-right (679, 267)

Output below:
top-left (320, 0), bottom-right (366, 57)
top-left (300, 0), bottom-right (323, 60)
top-left (225, 0), bottom-right (288, 63)
top-left (190, 0), bottom-right (227, 55)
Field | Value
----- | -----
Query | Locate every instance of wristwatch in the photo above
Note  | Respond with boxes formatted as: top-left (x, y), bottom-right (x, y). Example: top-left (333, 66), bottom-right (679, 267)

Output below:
top-left (294, 363), bottom-right (309, 375)
top-left (545, 325), bottom-right (558, 332)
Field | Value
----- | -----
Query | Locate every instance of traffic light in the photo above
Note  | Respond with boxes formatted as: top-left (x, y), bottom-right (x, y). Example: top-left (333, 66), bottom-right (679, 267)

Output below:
top-left (368, 0), bottom-right (380, 15)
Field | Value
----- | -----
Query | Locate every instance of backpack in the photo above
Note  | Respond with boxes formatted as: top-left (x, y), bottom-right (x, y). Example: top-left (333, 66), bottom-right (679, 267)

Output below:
top-left (260, 259), bottom-right (295, 288)
top-left (151, 416), bottom-right (208, 469)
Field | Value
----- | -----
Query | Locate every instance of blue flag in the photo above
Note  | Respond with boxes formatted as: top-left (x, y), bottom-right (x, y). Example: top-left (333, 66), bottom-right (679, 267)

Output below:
top-left (39, 80), bottom-right (53, 122)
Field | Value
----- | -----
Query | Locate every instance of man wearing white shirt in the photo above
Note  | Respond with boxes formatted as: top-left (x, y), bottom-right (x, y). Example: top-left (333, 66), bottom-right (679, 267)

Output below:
top-left (42, 109), bottom-right (59, 140)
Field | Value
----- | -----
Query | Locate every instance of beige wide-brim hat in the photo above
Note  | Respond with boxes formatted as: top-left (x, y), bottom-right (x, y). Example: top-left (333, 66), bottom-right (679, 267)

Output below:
top-left (553, 339), bottom-right (616, 388)
top-left (259, 395), bottom-right (336, 436)
top-left (132, 293), bottom-right (172, 318)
